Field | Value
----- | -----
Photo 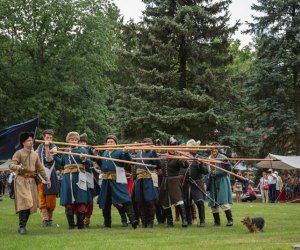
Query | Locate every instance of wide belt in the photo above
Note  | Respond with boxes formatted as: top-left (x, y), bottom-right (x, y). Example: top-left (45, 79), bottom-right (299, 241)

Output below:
top-left (136, 169), bottom-right (152, 179)
top-left (64, 164), bottom-right (84, 174)
top-left (102, 172), bottom-right (117, 180)
top-left (18, 172), bottom-right (36, 178)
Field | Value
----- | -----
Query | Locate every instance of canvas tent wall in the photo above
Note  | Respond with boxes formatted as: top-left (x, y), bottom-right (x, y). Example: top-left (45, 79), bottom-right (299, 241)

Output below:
top-left (0, 160), bottom-right (10, 171)
top-left (256, 154), bottom-right (300, 170)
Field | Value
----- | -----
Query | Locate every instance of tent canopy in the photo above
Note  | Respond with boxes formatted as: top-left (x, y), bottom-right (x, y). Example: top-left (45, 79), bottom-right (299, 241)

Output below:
top-left (256, 153), bottom-right (300, 170)
top-left (0, 160), bottom-right (11, 171)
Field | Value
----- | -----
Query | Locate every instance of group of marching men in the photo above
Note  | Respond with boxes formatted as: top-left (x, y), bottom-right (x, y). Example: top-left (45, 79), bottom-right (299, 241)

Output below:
top-left (9, 129), bottom-right (233, 234)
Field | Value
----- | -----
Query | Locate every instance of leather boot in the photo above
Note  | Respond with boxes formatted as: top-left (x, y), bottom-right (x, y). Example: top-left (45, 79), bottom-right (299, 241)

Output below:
top-left (118, 206), bottom-right (128, 227)
top-left (84, 217), bottom-right (90, 228)
top-left (77, 212), bottom-right (85, 229)
top-left (163, 208), bottom-right (173, 228)
top-left (185, 204), bottom-right (192, 226)
top-left (213, 212), bottom-right (221, 226)
top-left (225, 210), bottom-right (233, 226)
top-left (65, 208), bottom-right (75, 229)
top-left (196, 200), bottom-right (205, 227)
top-left (139, 206), bottom-right (147, 228)
top-left (147, 201), bottom-right (156, 228)
top-left (125, 202), bottom-right (138, 229)
top-left (18, 210), bottom-right (28, 235)
top-left (103, 207), bottom-right (111, 228)
top-left (176, 204), bottom-right (188, 227)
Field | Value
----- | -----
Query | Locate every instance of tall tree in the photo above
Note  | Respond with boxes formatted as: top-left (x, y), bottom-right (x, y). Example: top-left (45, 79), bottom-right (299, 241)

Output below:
top-left (0, 0), bottom-right (120, 142)
top-left (114, 0), bottom-right (238, 142)
top-left (247, 0), bottom-right (300, 155)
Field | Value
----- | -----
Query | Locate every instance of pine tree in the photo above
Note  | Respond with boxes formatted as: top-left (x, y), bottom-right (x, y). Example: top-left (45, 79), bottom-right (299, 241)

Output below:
top-left (247, 0), bottom-right (300, 155)
top-left (114, 0), bottom-right (238, 143)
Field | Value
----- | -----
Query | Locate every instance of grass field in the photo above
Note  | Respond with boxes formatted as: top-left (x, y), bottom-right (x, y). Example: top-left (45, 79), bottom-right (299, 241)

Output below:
top-left (1, 195), bottom-right (299, 250)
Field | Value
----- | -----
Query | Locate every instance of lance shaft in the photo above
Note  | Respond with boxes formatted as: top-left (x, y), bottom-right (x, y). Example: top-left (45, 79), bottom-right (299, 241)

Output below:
top-left (53, 150), bottom-right (155, 167)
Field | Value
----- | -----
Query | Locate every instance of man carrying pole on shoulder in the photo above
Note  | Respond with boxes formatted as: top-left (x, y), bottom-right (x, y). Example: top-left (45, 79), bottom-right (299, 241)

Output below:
top-left (35, 129), bottom-right (60, 227)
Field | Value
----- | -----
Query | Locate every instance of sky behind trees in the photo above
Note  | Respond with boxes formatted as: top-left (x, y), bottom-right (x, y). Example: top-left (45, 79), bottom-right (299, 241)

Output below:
top-left (113, 0), bottom-right (257, 47)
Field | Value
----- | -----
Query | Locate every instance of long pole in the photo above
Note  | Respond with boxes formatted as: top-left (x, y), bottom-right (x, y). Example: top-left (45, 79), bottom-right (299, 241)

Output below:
top-left (35, 139), bottom-right (90, 148)
top-left (53, 150), bottom-right (155, 167)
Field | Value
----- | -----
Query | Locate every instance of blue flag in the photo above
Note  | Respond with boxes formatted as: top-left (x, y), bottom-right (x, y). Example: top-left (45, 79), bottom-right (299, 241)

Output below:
top-left (0, 118), bottom-right (39, 161)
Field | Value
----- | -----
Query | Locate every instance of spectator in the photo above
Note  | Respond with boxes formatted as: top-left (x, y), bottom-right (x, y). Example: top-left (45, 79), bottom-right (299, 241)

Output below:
top-left (233, 179), bottom-right (243, 202)
top-left (242, 184), bottom-right (257, 202)
top-left (258, 172), bottom-right (269, 203)
top-left (267, 169), bottom-right (277, 203)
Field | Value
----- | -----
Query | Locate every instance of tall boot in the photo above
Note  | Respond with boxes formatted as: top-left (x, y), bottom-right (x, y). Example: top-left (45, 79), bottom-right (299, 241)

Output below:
top-left (225, 209), bottom-right (233, 226)
top-left (163, 208), bottom-right (173, 228)
top-left (25, 209), bottom-right (30, 223)
top-left (18, 210), bottom-right (27, 235)
top-left (185, 204), bottom-right (192, 226)
top-left (102, 207), bottom-right (111, 228)
top-left (77, 212), bottom-right (85, 229)
top-left (147, 201), bottom-right (156, 228)
top-left (176, 204), bottom-right (188, 227)
top-left (213, 212), bottom-right (221, 226)
top-left (118, 206), bottom-right (128, 227)
top-left (124, 202), bottom-right (138, 229)
top-left (139, 205), bottom-right (147, 228)
top-left (196, 200), bottom-right (205, 227)
top-left (65, 208), bottom-right (75, 229)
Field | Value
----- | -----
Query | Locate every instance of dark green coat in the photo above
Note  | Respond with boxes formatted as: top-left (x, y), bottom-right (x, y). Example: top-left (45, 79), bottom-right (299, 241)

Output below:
top-left (208, 153), bottom-right (233, 207)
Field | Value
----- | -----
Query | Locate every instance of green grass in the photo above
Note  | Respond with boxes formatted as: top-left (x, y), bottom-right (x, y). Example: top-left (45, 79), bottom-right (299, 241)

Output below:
top-left (1, 195), bottom-right (299, 250)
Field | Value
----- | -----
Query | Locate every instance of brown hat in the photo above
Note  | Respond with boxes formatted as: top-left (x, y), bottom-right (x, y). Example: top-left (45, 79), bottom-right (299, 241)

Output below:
top-left (142, 138), bottom-right (153, 144)
top-left (20, 132), bottom-right (34, 147)
top-left (66, 132), bottom-right (80, 142)
top-left (106, 134), bottom-right (118, 144)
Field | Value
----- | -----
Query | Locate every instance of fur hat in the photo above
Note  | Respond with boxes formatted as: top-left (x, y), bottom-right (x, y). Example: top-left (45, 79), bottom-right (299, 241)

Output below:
top-left (268, 168), bottom-right (273, 173)
top-left (66, 131), bottom-right (80, 142)
top-left (106, 134), bottom-right (118, 144)
top-left (20, 132), bottom-right (34, 147)
top-left (186, 139), bottom-right (201, 147)
top-left (142, 137), bottom-right (153, 144)
top-left (167, 136), bottom-right (178, 145)
top-left (154, 139), bottom-right (162, 146)
top-left (42, 129), bottom-right (54, 136)
top-left (79, 133), bottom-right (88, 142)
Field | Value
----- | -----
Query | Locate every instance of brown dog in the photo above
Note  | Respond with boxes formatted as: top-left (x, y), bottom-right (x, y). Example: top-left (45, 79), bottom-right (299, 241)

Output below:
top-left (241, 216), bottom-right (265, 233)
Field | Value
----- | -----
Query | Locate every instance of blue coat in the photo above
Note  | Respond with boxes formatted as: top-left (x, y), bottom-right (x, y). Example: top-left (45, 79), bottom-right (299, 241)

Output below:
top-left (134, 150), bottom-right (160, 202)
top-left (97, 150), bottom-right (132, 208)
top-left (55, 147), bottom-right (93, 206)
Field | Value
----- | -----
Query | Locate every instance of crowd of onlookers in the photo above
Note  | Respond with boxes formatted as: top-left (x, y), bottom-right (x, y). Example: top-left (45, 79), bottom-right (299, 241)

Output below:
top-left (232, 168), bottom-right (300, 203)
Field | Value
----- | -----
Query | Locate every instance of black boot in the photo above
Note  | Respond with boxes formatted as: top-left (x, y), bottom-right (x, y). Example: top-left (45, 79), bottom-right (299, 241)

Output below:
top-left (163, 208), bottom-right (173, 228)
top-left (147, 201), bottom-right (156, 228)
top-left (196, 200), bottom-right (205, 227)
top-left (213, 212), bottom-right (221, 226)
top-left (225, 210), bottom-right (233, 226)
top-left (77, 212), bottom-right (85, 229)
top-left (176, 204), bottom-right (188, 227)
top-left (103, 207), bottom-right (111, 228)
top-left (139, 206), bottom-right (147, 228)
top-left (124, 202), bottom-right (138, 229)
top-left (18, 210), bottom-right (27, 235)
top-left (65, 208), bottom-right (75, 229)
top-left (185, 204), bottom-right (192, 226)
top-left (118, 206), bottom-right (128, 227)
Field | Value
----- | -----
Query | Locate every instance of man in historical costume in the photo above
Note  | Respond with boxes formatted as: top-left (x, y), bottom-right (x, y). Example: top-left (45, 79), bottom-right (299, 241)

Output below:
top-left (54, 131), bottom-right (93, 229)
top-left (9, 132), bottom-right (51, 235)
top-left (182, 139), bottom-right (209, 227)
top-left (78, 133), bottom-right (101, 228)
top-left (159, 137), bottom-right (189, 227)
top-left (97, 135), bottom-right (138, 229)
top-left (134, 138), bottom-right (160, 228)
top-left (207, 145), bottom-right (233, 227)
top-left (35, 129), bottom-right (60, 227)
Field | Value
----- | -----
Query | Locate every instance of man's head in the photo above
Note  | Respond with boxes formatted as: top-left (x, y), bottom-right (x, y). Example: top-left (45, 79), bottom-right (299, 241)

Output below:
top-left (79, 133), bottom-right (88, 145)
top-left (106, 135), bottom-right (118, 145)
top-left (20, 132), bottom-right (34, 149)
top-left (43, 129), bottom-right (54, 142)
top-left (66, 131), bottom-right (80, 143)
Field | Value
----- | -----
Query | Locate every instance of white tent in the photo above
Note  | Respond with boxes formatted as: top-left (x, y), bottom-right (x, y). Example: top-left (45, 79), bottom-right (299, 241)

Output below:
top-left (0, 160), bottom-right (11, 171)
top-left (256, 153), bottom-right (300, 170)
